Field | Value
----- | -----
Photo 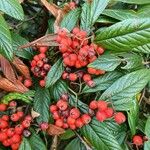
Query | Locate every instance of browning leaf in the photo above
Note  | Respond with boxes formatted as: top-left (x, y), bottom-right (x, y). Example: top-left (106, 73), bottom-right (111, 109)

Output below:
top-left (12, 57), bottom-right (31, 79)
top-left (47, 124), bottom-right (65, 135)
top-left (0, 55), bottom-right (16, 83)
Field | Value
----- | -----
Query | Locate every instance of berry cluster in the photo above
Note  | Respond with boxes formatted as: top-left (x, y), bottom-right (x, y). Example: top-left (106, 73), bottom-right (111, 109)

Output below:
top-left (0, 102), bottom-right (32, 150)
top-left (56, 28), bottom-right (105, 86)
top-left (49, 94), bottom-right (91, 130)
top-left (89, 100), bottom-right (126, 124)
top-left (30, 46), bottom-right (51, 87)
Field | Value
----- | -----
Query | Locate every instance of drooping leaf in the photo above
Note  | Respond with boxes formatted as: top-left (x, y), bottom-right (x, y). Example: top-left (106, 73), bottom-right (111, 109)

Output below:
top-left (33, 88), bottom-right (51, 123)
top-left (0, 14), bottom-right (13, 60)
top-left (81, 118), bottom-right (122, 150)
top-left (19, 138), bottom-right (32, 150)
top-left (115, 0), bottom-right (150, 4)
top-left (88, 53), bottom-right (122, 71)
top-left (0, 0), bottom-right (24, 20)
top-left (46, 59), bottom-right (64, 88)
top-left (47, 124), bottom-right (65, 135)
top-left (61, 8), bottom-right (81, 31)
top-left (144, 117), bottom-right (150, 150)
top-left (95, 18), bottom-right (150, 52)
top-left (82, 71), bottom-right (122, 93)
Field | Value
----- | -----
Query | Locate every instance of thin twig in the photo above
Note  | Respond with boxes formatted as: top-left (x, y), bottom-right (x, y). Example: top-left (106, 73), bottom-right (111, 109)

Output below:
top-left (50, 135), bottom-right (58, 150)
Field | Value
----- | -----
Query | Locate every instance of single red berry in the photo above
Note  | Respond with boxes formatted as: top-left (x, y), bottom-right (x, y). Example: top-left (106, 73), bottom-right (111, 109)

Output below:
top-left (69, 73), bottom-right (78, 81)
top-left (105, 108), bottom-right (114, 118)
top-left (67, 117), bottom-right (76, 125)
top-left (18, 76), bottom-right (24, 82)
top-left (9, 101), bottom-right (17, 107)
top-left (69, 124), bottom-right (76, 130)
top-left (17, 111), bottom-right (24, 118)
top-left (24, 79), bottom-right (32, 88)
top-left (39, 80), bottom-right (45, 87)
top-left (11, 134), bottom-right (21, 143)
top-left (1, 115), bottom-right (9, 121)
top-left (52, 111), bottom-right (60, 120)
top-left (97, 47), bottom-right (104, 54)
top-left (7, 128), bottom-right (15, 137)
top-left (24, 115), bottom-right (32, 122)
top-left (133, 135), bottom-right (143, 146)
top-left (63, 56), bottom-right (70, 66)
top-left (70, 108), bottom-right (80, 119)
top-left (43, 64), bottom-right (50, 71)
top-left (58, 29), bottom-right (67, 37)
top-left (87, 80), bottom-right (95, 87)
top-left (75, 118), bottom-right (84, 128)
top-left (0, 132), bottom-right (8, 142)
top-left (40, 122), bottom-right (49, 131)
top-left (0, 104), bottom-right (7, 112)
top-left (83, 74), bottom-right (91, 82)
top-left (37, 60), bottom-right (44, 67)
top-left (96, 111), bottom-right (107, 122)
top-left (39, 46), bottom-right (48, 53)
top-left (72, 27), bottom-right (80, 35)
top-left (10, 114), bottom-right (20, 122)
top-left (15, 124), bottom-right (24, 135)
top-left (87, 68), bottom-right (97, 75)
top-left (114, 112), bottom-right (126, 124)
top-left (2, 140), bottom-right (10, 147)
top-left (49, 105), bottom-right (58, 113)
top-left (63, 123), bottom-right (69, 129)
top-left (89, 100), bottom-right (98, 110)
top-left (31, 60), bottom-right (37, 67)
top-left (38, 53), bottom-right (46, 59)
top-left (62, 72), bottom-right (69, 80)
top-left (97, 100), bottom-right (108, 111)
top-left (55, 119), bottom-right (63, 127)
top-left (33, 55), bottom-right (40, 61)
top-left (56, 100), bottom-right (68, 111)
top-left (81, 114), bottom-right (91, 125)
top-left (11, 143), bottom-right (20, 150)
top-left (0, 120), bottom-right (8, 128)
top-left (22, 120), bottom-right (31, 128)
top-left (69, 2), bottom-right (76, 9)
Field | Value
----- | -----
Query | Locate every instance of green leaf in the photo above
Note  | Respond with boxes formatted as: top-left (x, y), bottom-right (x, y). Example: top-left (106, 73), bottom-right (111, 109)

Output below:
top-left (144, 117), bottom-right (150, 150)
top-left (11, 32), bottom-right (33, 60)
top-left (60, 130), bottom-right (75, 140)
top-left (81, 118), bottom-right (122, 150)
top-left (96, 16), bottom-right (117, 24)
top-left (115, 0), bottom-right (150, 4)
top-left (19, 138), bottom-right (32, 150)
top-left (127, 98), bottom-right (139, 136)
top-left (46, 59), bottom-right (64, 88)
top-left (0, 14), bottom-right (13, 60)
top-left (88, 53), bottom-right (122, 71)
top-left (100, 69), bottom-right (150, 103)
top-left (132, 43), bottom-right (150, 54)
top-left (33, 88), bottom-right (51, 123)
top-left (0, 0), bottom-right (24, 20)
top-left (82, 71), bottom-right (122, 93)
top-left (95, 18), bottom-right (150, 52)
top-left (81, 0), bottom-right (109, 32)
top-left (61, 8), bottom-right (81, 31)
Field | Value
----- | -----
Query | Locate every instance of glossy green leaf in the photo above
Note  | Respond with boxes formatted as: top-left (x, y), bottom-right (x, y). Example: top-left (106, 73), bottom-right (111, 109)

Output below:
top-left (115, 0), bottom-right (150, 4)
top-left (132, 43), bottom-right (150, 54)
top-left (0, 14), bottom-right (13, 60)
top-left (81, 118), bottom-right (122, 150)
top-left (95, 18), bottom-right (150, 52)
top-left (19, 138), bottom-right (32, 150)
top-left (88, 53), bottom-right (122, 71)
top-left (60, 130), bottom-right (75, 140)
top-left (0, 0), bottom-right (24, 20)
top-left (82, 71), bottom-right (122, 93)
top-left (61, 8), bottom-right (81, 31)
top-left (46, 59), bottom-right (64, 88)
top-left (144, 117), bottom-right (150, 150)
top-left (96, 16), bottom-right (117, 24)
top-left (33, 88), bottom-right (51, 123)
top-left (11, 32), bottom-right (33, 60)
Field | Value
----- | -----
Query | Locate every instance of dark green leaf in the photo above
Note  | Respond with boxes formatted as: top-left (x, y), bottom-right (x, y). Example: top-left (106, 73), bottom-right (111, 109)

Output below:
top-left (82, 71), bottom-right (122, 93)
top-left (81, 118), bottom-right (122, 150)
top-left (19, 138), bottom-right (32, 150)
top-left (115, 0), bottom-right (150, 4)
top-left (33, 88), bottom-right (51, 123)
top-left (60, 130), bottom-right (75, 140)
top-left (61, 8), bottom-right (81, 31)
top-left (0, 0), bottom-right (24, 20)
top-left (144, 117), bottom-right (150, 150)
top-left (46, 59), bottom-right (64, 88)
top-left (11, 32), bottom-right (33, 60)
top-left (96, 16), bottom-right (118, 24)
top-left (0, 14), bottom-right (13, 60)
top-left (95, 18), bottom-right (150, 52)
top-left (88, 53), bottom-right (122, 71)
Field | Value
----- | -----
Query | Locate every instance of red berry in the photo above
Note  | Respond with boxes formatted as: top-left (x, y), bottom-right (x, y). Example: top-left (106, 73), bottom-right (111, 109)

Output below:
top-left (44, 64), bottom-right (50, 71)
top-left (96, 111), bottom-right (107, 122)
top-left (49, 105), bottom-right (58, 113)
top-left (33, 55), bottom-right (40, 61)
top-left (87, 80), bottom-right (95, 87)
top-left (40, 122), bottom-right (49, 131)
top-left (17, 111), bottom-right (24, 118)
top-left (52, 111), bottom-right (60, 120)
top-left (15, 124), bottom-right (24, 135)
top-left (11, 134), bottom-right (21, 143)
top-left (87, 68), bottom-right (97, 75)
top-left (75, 118), bottom-right (84, 128)
top-left (2, 140), bottom-right (10, 147)
top-left (9, 101), bottom-right (17, 107)
top-left (97, 47), bottom-right (104, 54)
top-left (72, 27), bottom-right (80, 35)
top-left (39, 46), bottom-right (48, 53)
top-left (83, 74), bottom-right (91, 82)
top-left (70, 108), bottom-right (80, 119)
top-left (105, 108), bottom-right (114, 118)
top-left (31, 60), bottom-right (37, 67)
top-left (61, 109), bottom-right (70, 118)
top-left (69, 124), bottom-right (76, 130)
top-left (11, 114), bottom-right (20, 122)
top-left (61, 93), bottom-right (69, 101)
top-left (37, 60), bottom-right (44, 67)
top-left (133, 135), bottom-right (143, 146)
top-left (22, 120), bottom-right (31, 128)
top-left (1, 115), bottom-right (9, 121)
top-left (0, 120), bottom-right (8, 128)
top-left (7, 128), bottom-right (15, 137)
top-left (39, 80), bottom-right (45, 87)
top-left (97, 100), bottom-right (108, 111)
top-left (81, 114), bottom-right (91, 125)
top-left (58, 29), bottom-right (67, 37)
top-left (24, 79), bottom-right (32, 88)
top-left (89, 100), bottom-right (98, 110)
top-left (69, 2), bottom-right (76, 9)
top-left (67, 117), bottom-right (76, 125)
top-left (63, 123), bottom-right (69, 129)
top-left (0, 104), bottom-right (7, 112)
top-left (56, 100), bottom-right (68, 111)
top-left (69, 73), bottom-right (78, 81)
top-left (114, 112), bottom-right (126, 124)
top-left (55, 119), bottom-right (63, 127)
top-left (24, 115), bottom-right (32, 121)
top-left (0, 132), bottom-right (8, 142)
top-left (11, 143), bottom-right (20, 150)
top-left (62, 72), bottom-right (69, 80)
top-left (18, 76), bottom-right (24, 82)
top-left (38, 53), bottom-right (46, 59)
